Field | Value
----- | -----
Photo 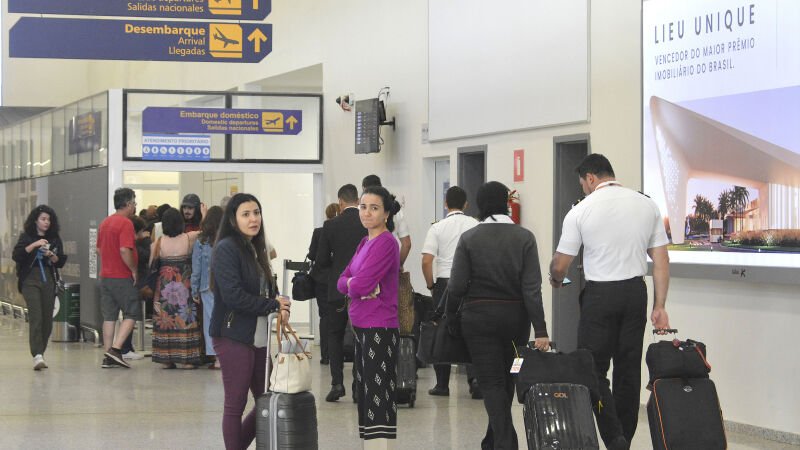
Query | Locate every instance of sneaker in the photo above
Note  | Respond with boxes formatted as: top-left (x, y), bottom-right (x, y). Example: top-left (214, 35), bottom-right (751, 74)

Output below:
top-left (101, 356), bottom-right (118, 369)
top-left (33, 354), bottom-right (47, 371)
top-left (122, 351), bottom-right (144, 360)
top-left (104, 349), bottom-right (131, 368)
top-left (428, 385), bottom-right (450, 396)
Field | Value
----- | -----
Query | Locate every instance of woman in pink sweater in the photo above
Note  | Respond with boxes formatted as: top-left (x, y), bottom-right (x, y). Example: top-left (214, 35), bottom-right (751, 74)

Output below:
top-left (338, 186), bottom-right (401, 448)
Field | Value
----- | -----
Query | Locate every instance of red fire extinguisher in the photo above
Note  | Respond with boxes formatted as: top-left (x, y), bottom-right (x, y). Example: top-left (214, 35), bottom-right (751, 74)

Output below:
top-left (508, 190), bottom-right (520, 224)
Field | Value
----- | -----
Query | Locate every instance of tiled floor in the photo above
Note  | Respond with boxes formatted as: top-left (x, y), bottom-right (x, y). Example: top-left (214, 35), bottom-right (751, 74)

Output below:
top-left (0, 314), bottom-right (795, 449)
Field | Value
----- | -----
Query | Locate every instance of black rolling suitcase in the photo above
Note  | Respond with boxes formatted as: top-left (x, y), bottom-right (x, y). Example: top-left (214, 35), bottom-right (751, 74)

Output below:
top-left (647, 378), bottom-right (726, 450)
top-left (255, 312), bottom-right (319, 449)
top-left (395, 335), bottom-right (417, 408)
top-left (646, 329), bottom-right (726, 450)
top-left (523, 383), bottom-right (599, 450)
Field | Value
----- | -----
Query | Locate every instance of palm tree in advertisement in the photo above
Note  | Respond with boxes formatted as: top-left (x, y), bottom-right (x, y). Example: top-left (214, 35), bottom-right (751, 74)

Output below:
top-left (730, 186), bottom-right (750, 231)
top-left (718, 190), bottom-right (731, 235)
top-left (692, 194), bottom-right (715, 234)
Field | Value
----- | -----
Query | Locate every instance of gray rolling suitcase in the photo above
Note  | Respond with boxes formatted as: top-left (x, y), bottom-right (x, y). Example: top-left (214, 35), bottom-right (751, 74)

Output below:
top-left (255, 312), bottom-right (319, 449)
top-left (395, 335), bottom-right (417, 407)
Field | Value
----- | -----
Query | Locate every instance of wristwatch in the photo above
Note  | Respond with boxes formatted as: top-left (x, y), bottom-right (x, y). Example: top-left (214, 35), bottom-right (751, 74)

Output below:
top-left (427, 282), bottom-right (435, 290)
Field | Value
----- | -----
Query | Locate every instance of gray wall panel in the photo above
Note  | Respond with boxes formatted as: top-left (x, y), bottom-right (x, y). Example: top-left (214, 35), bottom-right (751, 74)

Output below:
top-left (47, 167), bottom-right (108, 331)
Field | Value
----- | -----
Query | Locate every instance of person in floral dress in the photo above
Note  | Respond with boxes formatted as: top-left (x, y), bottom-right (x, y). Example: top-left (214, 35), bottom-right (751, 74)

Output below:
top-left (150, 208), bottom-right (202, 368)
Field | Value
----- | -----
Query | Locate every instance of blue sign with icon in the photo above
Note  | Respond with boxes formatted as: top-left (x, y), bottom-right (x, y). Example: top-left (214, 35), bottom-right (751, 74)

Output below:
top-left (142, 107), bottom-right (303, 135)
top-left (9, 17), bottom-right (271, 63)
top-left (142, 134), bottom-right (212, 161)
top-left (8, 0), bottom-right (271, 21)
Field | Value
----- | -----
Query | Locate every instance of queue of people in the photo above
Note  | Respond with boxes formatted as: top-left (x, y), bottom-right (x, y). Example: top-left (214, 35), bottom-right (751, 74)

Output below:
top-left (11, 153), bottom-right (670, 449)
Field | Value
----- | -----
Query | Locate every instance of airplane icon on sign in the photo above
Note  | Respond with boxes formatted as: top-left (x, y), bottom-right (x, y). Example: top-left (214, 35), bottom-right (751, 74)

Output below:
top-left (214, 29), bottom-right (239, 48)
top-left (263, 117), bottom-right (280, 126)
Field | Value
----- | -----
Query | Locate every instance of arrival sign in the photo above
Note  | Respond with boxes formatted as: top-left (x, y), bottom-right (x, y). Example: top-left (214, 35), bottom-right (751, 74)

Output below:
top-left (9, 18), bottom-right (271, 63)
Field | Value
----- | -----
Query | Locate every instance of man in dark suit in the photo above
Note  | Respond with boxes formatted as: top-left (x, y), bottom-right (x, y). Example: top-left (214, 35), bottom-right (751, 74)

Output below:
top-left (315, 184), bottom-right (367, 402)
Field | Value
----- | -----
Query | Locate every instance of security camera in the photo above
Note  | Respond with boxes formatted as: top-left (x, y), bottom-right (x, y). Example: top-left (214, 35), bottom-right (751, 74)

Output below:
top-left (335, 94), bottom-right (353, 111)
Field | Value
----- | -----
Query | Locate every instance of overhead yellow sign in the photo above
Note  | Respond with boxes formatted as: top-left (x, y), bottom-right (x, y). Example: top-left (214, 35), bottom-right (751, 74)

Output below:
top-left (262, 112), bottom-right (284, 132)
top-left (209, 0), bottom-right (242, 16)
top-left (209, 24), bottom-right (242, 58)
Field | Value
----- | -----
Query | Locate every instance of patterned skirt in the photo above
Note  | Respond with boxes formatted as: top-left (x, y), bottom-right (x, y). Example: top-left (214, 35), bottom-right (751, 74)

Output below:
top-left (152, 255), bottom-right (204, 365)
top-left (353, 326), bottom-right (399, 440)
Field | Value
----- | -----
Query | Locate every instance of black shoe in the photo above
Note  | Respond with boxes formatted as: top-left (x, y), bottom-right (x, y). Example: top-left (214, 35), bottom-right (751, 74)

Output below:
top-left (104, 349), bottom-right (131, 368)
top-left (319, 357), bottom-right (329, 365)
top-left (101, 356), bottom-right (118, 369)
top-left (469, 379), bottom-right (483, 399)
top-left (428, 385), bottom-right (450, 396)
top-left (325, 384), bottom-right (345, 402)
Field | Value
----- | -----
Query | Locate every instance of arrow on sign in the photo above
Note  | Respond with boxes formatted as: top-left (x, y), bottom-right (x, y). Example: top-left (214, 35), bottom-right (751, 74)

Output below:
top-left (248, 28), bottom-right (268, 53)
top-left (286, 116), bottom-right (298, 130)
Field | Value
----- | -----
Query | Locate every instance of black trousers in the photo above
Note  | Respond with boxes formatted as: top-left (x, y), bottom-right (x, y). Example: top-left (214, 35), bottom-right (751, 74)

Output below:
top-left (578, 277), bottom-right (647, 446)
top-left (315, 281), bottom-right (329, 360)
top-left (462, 301), bottom-right (530, 450)
top-left (431, 278), bottom-right (475, 388)
top-left (327, 297), bottom-right (350, 386)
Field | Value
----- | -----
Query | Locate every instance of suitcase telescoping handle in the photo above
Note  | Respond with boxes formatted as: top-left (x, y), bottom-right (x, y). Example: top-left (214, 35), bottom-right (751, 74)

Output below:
top-left (264, 311), bottom-right (279, 392)
top-left (653, 328), bottom-right (678, 335)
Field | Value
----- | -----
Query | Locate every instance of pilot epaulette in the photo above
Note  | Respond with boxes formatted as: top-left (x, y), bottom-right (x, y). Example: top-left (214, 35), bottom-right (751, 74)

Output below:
top-left (571, 197), bottom-right (585, 208)
top-left (637, 191), bottom-right (651, 198)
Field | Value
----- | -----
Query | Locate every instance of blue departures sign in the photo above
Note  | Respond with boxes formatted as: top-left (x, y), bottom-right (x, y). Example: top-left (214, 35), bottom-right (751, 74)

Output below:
top-left (142, 134), bottom-right (212, 161)
top-left (8, 0), bottom-right (271, 21)
top-left (142, 107), bottom-right (303, 135)
top-left (9, 18), bottom-right (271, 63)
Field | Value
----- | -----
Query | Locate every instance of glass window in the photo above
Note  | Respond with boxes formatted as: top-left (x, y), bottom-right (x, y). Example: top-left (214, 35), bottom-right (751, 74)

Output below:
top-left (20, 122), bottom-right (31, 178)
top-left (76, 97), bottom-right (94, 169)
top-left (230, 95), bottom-right (321, 161)
top-left (1, 129), bottom-right (8, 181)
top-left (51, 109), bottom-right (66, 173)
top-left (40, 113), bottom-right (53, 176)
top-left (94, 92), bottom-right (109, 167)
top-left (31, 118), bottom-right (42, 177)
top-left (4, 129), bottom-right (13, 181)
top-left (125, 92), bottom-right (226, 159)
top-left (64, 103), bottom-right (79, 171)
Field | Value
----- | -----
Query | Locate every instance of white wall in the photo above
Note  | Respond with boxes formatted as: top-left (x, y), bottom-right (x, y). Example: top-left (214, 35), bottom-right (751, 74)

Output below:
top-left (3, 0), bottom-right (798, 436)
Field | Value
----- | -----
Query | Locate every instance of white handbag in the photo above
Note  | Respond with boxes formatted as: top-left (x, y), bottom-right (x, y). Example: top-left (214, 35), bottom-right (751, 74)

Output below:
top-left (269, 320), bottom-right (312, 393)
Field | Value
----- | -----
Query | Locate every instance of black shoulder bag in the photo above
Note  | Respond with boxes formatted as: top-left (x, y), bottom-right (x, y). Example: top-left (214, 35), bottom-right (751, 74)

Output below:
top-left (290, 258), bottom-right (316, 301)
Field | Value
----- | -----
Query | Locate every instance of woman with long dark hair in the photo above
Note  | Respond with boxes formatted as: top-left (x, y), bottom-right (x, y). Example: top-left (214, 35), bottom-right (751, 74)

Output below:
top-left (150, 207), bottom-right (202, 369)
top-left (448, 181), bottom-right (550, 449)
top-left (209, 193), bottom-right (290, 450)
top-left (337, 186), bottom-right (401, 448)
top-left (12, 205), bottom-right (67, 370)
top-left (191, 205), bottom-right (223, 369)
